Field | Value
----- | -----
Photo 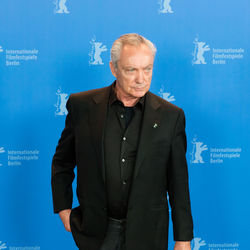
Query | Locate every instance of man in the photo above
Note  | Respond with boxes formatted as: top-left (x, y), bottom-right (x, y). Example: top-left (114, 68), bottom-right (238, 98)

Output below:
top-left (51, 33), bottom-right (193, 250)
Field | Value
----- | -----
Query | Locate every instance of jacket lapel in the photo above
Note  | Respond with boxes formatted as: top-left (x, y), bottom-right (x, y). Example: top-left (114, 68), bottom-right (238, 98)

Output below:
top-left (133, 92), bottom-right (161, 180)
top-left (88, 85), bottom-right (111, 184)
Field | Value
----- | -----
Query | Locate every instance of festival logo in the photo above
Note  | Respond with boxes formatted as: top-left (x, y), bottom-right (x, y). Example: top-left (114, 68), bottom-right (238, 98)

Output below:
top-left (190, 135), bottom-right (242, 165)
top-left (192, 37), bottom-right (210, 65)
top-left (89, 37), bottom-right (108, 65)
top-left (192, 237), bottom-right (206, 250)
top-left (0, 241), bottom-right (7, 249)
top-left (0, 147), bottom-right (5, 167)
top-left (158, 85), bottom-right (175, 102)
top-left (191, 237), bottom-right (239, 250)
top-left (190, 136), bottom-right (208, 164)
top-left (192, 35), bottom-right (244, 65)
top-left (0, 46), bottom-right (3, 53)
top-left (0, 241), bottom-right (40, 250)
top-left (54, 0), bottom-right (70, 14)
top-left (158, 0), bottom-right (174, 14)
top-left (1, 148), bottom-right (40, 167)
top-left (5, 48), bottom-right (39, 66)
top-left (55, 87), bottom-right (68, 116)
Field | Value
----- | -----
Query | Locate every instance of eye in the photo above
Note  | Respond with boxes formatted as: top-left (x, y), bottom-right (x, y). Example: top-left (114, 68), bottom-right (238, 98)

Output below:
top-left (126, 68), bottom-right (135, 72)
top-left (144, 67), bottom-right (152, 72)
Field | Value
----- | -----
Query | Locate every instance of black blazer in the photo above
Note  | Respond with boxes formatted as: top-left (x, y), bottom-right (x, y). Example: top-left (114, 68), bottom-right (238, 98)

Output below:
top-left (51, 83), bottom-right (193, 250)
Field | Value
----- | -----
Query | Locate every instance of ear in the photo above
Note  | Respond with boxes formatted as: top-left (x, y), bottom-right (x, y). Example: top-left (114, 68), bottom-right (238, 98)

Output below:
top-left (109, 61), bottom-right (117, 78)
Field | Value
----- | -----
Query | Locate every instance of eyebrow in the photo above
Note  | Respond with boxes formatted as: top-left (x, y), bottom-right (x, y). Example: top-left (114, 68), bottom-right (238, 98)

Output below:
top-left (123, 64), bottom-right (153, 69)
top-left (143, 64), bottom-right (153, 68)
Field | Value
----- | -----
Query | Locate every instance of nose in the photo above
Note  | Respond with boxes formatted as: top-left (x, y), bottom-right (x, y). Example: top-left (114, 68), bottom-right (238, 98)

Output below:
top-left (136, 70), bottom-right (144, 84)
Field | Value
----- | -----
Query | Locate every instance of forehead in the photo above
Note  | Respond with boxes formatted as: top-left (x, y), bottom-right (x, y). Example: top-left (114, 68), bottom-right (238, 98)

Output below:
top-left (119, 44), bottom-right (154, 66)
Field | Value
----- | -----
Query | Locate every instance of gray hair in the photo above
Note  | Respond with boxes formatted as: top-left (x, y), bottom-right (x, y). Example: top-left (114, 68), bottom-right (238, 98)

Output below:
top-left (111, 33), bottom-right (157, 68)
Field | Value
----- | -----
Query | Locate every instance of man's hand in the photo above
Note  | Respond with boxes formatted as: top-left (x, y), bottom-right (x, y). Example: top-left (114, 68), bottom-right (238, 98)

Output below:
top-left (59, 209), bottom-right (72, 232)
top-left (174, 241), bottom-right (191, 250)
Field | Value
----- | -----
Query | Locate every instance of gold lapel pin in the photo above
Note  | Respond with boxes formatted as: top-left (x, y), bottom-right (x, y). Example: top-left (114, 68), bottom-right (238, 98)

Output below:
top-left (153, 123), bottom-right (158, 128)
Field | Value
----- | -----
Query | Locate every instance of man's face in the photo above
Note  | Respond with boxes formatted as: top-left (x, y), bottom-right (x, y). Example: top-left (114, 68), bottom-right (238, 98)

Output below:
top-left (110, 44), bottom-right (154, 99)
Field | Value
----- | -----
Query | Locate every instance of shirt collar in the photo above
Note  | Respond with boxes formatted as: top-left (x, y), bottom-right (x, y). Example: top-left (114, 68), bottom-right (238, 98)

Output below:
top-left (109, 81), bottom-right (146, 109)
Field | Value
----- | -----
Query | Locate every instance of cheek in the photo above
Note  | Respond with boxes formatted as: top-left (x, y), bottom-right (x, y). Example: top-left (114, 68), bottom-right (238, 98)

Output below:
top-left (120, 72), bottom-right (132, 81)
top-left (146, 72), bottom-right (152, 79)
top-left (123, 76), bottom-right (135, 86)
top-left (119, 76), bottom-right (134, 91)
top-left (146, 75), bottom-right (153, 84)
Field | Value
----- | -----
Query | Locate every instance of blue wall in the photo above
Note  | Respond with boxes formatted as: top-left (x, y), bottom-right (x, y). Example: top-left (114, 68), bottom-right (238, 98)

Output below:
top-left (0, 1), bottom-right (249, 249)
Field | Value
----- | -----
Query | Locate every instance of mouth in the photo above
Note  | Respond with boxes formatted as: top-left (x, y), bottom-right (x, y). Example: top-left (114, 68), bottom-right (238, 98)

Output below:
top-left (134, 86), bottom-right (145, 90)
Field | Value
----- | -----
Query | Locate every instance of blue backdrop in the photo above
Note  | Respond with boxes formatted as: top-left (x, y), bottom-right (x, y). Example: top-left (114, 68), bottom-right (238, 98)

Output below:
top-left (0, 1), bottom-right (249, 249)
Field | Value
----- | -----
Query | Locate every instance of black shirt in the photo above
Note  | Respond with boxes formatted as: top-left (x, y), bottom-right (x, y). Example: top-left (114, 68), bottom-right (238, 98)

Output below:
top-left (103, 81), bottom-right (146, 219)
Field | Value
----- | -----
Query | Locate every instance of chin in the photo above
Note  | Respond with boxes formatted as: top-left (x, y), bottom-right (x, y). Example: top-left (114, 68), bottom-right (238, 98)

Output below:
top-left (132, 90), bottom-right (147, 98)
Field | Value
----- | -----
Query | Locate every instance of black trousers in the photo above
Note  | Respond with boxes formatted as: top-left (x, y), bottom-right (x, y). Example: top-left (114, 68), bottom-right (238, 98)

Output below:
top-left (100, 217), bottom-right (126, 250)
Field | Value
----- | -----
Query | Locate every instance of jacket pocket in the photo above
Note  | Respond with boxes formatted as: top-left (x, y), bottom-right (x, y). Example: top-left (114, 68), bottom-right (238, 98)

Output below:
top-left (70, 206), bottom-right (83, 232)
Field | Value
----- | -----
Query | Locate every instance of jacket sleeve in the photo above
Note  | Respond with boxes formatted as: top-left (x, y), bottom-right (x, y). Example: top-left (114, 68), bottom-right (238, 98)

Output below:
top-left (167, 109), bottom-right (194, 241)
top-left (51, 95), bottom-right (76, 213)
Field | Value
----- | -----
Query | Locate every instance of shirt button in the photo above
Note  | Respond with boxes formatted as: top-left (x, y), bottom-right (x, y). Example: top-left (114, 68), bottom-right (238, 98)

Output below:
top-left (123, 137), bottom-right (126, 141)
top-left (122, 158), bottom-right (125, 163)
top-left (122, 181), bottom-right (127, 185)
top-left (120, 114), bottom-right (124, 118)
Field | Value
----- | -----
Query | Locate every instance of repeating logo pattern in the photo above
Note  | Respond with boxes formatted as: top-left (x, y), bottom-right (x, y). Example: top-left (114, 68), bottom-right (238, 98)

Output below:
top-left (0, 241), bottom-right (7, 249)
top-left (158, 0), bottom-right (174, 14)
top-left (54, 0), bottom-right (70, 14)
top-left (192, 237), bottom-right (206, 250)
top-left (89, 37), bottom-right (108, 65)
top-left (190, 136), bottom-right (208, 164)
top-left (0, 147), bottom-right (40, 167)
top-left (0, 147), bottom-right (5, 167)
top-left (55, 87), bottom-right (68, 116)
top-left (192, 36), bottom-right (244, 65)
top-left (2, 48), bottom-right (39, 66)
top-left (190, 135), bottom-right (242, 165)
top-left (0, 1), bottom-right (247, 248)
top-left (0, 241), bottom-right (40, 250)
top-left (191, 237), bottom-right (239, 250)
top-left (158, 85), bottom-right (175, 102)
top-left (192, 37), bottom-right (210, 65)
